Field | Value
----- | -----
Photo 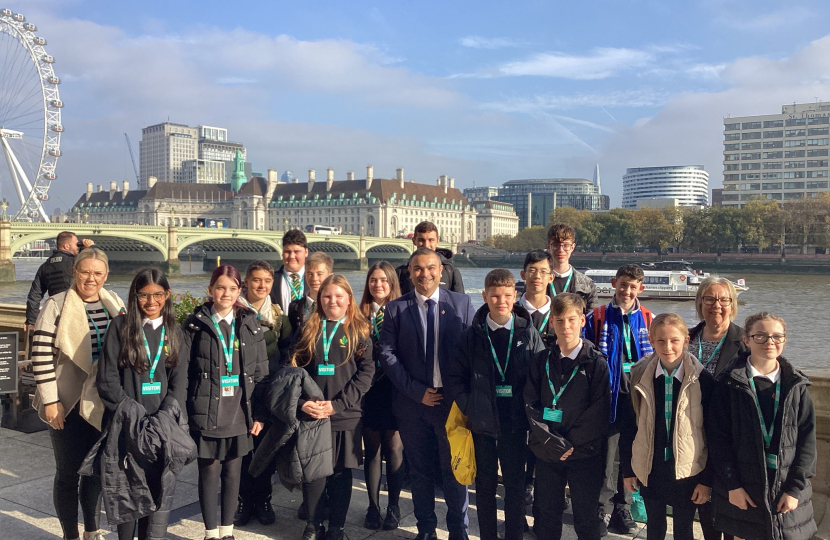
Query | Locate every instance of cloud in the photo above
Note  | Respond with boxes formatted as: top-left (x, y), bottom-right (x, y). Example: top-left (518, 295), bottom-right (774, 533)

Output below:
top-left (483, 90), bottom-right (670, 113)
top-left (458, 36), bottom-right (526, 49)
top-left (713, 6), bottom-right (812, 31)
top-left (496, 47), bottom-right (654, 79)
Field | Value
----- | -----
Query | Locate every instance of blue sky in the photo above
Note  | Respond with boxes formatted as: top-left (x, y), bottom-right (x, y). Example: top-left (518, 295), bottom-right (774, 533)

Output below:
top-left (4, 0), bottom-right (830, 213)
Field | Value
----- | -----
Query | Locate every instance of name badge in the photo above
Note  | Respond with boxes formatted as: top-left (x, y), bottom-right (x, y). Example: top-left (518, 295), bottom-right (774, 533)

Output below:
top-left (141, 382), bottom-right (161, 395)
top-left (766, 453), bottom-right (778, 470)
top-left (495, 385), bottom-right (512, 397)
top-left (665, 447), bottom-right (673, 461)
top-left (221, 375), bottom-right (239, 397)
top-left (543, 407), bottom-right (562, 423)
top-left (622, 362), bottom-right (634, 374)
top-left (318, 364), bottom-right (335, 376)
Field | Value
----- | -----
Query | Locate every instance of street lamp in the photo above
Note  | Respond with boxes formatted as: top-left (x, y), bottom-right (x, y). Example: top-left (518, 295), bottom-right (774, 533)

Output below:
top-left (284, 218), bottom-right (289, 232)
top-left (83, 212), bottom-right (89, 224)
top-left (170, 208), bottom-right (175, 227)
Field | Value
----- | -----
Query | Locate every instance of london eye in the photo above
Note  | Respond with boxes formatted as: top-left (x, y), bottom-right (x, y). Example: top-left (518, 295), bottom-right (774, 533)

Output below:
top-left (0, 9), bottom-right (61, 221)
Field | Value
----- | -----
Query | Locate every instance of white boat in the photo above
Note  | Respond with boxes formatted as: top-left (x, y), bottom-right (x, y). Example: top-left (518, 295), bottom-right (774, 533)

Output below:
top-left (584, 260), bottom-right (748, 301)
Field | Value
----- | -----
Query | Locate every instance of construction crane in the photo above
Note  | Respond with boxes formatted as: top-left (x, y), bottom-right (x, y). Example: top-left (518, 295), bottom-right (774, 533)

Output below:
top-left (124, 133), bottom-right (140, 185)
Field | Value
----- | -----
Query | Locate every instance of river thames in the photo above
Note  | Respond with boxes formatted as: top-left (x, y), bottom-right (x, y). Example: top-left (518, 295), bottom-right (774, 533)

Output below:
top-left (3, 259), bottom-right (828, 370)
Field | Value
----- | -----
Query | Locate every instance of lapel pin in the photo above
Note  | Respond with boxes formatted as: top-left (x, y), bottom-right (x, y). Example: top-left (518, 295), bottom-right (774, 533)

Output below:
top-left (441, 310), bottom-right (445, 315)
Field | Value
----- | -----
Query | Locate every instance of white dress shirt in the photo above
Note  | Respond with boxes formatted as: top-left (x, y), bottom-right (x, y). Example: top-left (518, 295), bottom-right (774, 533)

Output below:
top-left (748, 361), bottom-right (781, 383)
top-left (560, 340), bottom-right (583, 360)
top-left (279, 267), bottom-right (306, 312)
top-left (553, 266), bottom-right (574, 279)
top-left (141, 316), bottom-right (163, 330)
top-left (520, 293), bottom-right (551, 316)
top-left (211, 307), bottom-right (234, 325)
top-left (415, 287), bottom-right (442, 388)
top-left (654, 359), bottom-right (685, 381)
top-left (486, 313), bottom-right (515, 331)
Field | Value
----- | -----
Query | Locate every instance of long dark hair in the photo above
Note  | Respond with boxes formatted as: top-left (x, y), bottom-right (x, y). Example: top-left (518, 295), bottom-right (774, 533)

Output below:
top-left (118, 267), bottom-right (179, 372)
top-left (359, 261), bottom-right (401, 319)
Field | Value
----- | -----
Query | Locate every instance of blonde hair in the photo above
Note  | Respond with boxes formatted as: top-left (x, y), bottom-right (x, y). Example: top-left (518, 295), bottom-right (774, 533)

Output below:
top-left (551, 293), bottom-right (585, 317)
top-left (73, 246), bottom-right (109, 271)
top-left (291, 274), bottom-right (370, 367)
top-left (649, 312), bottom-right (689, 337)
top-left (305, 252), bottom-right (334, 273)
top-left (694, 277), bottom-right (738, 322)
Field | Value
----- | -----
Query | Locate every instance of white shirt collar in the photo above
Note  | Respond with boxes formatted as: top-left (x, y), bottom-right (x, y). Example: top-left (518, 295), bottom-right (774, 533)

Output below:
top-left (371, 301), bottom-right (382, 317)
top-left (560, 340), bottom-right (583, 360)
top-left (306, 294), bottom-right (317, 307)
top-left (655, 359), bottom-right (685, 381)
top-left (211, 306), bottom-right (234, 325)
top-left (487, 313), bottom-right (514, 331)
top-left (552, 266), bottom-right (573, 279)
top-left (286, 266), bottom-right (305, 278)
top-left (142, 316), bottom-right (163, 330)
top-left (520, 293), bottom-right (551, 315)
top-left (415, 287), bottom-right (441, 307)
top-left (748, 361), bottom-right (781, 383)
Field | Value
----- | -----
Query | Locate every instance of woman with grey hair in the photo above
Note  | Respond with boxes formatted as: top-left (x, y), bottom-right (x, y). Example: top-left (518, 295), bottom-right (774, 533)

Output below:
top-left (31, 247), bottom-right (125, 540)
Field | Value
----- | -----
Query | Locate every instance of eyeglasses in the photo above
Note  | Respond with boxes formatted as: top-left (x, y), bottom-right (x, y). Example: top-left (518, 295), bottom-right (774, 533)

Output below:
top-left (525, 269), bottom-right (551, 277)
top-left (749, 333), bottom-right (787, 344)
top-left (549, 243), bottom-right (574, 252)
top-left (702, 296), bottom-right (733, 306)
top-left (137, 292), bottom-right (167, 302)
top-left (76, 270), bottom-right (106, 281)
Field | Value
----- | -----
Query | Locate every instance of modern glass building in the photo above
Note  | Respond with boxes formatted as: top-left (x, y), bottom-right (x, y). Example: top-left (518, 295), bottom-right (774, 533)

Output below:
top-left (621, 166), bottom-right (709, 209)
top-left (494, 178), bottom-right (608, 230)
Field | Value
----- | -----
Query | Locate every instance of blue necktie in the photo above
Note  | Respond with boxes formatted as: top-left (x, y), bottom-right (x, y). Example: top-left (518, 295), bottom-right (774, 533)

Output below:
top-left (425, 298), bottom-right (436, 386)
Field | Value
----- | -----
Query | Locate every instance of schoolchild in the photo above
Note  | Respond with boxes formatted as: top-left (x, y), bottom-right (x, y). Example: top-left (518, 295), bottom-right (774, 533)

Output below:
top-left (709, 312), bottom-right (816, 540)
top-left (97, 268), bottom-right (188, 540)
top-left (235, 260), bottom-right (293, 527)
top-left (358, 262), bottom-right (404, 531)
top-left (524, 293), bottom-right (610, 540)
top-left (584, 264), bottom-right (653, 535)
top-left (288, 252), bottom-right (334, 341)
top-left (182, 265), bottom-right (268, 540)
top-left (445, 269), bottom-right (544, 540)
top-left (292, 274), bottom-right (375, 540)
top-left (545, 223), bottom-right (598, 313)
top-left (620, 313), bottom-right (714, 540)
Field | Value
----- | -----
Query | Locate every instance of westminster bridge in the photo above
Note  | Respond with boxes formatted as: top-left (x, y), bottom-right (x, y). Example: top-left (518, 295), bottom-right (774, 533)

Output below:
top-left (0, 222), bottom-right (456, 281)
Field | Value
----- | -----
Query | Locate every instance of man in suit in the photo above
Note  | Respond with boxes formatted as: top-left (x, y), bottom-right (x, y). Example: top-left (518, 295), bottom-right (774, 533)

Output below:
top-left (269, 229), bottom-right (308, 313)
top-left (380, 247), bottom-right (476, 540)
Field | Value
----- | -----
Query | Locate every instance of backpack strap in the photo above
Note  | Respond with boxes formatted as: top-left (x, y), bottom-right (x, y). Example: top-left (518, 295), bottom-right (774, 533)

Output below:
top-left (593, 304), bottom-right (606, 345)
top-left (642, 306), bottom-right (653, 329)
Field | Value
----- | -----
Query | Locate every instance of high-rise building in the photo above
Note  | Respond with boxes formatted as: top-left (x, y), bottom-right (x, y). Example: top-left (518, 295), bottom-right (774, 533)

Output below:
top-left (463, 186), bottom-right (500, 203)
top-left (621, 166), bottom-right (709, 209)
top-left (138, 123), bottom-right (199, 188)
top-left (721, 102), bottom-right (830, 208)
top-left (494, 178), bottom-right (608, 230)
top-left (182, 159), bottom-right (226, 184)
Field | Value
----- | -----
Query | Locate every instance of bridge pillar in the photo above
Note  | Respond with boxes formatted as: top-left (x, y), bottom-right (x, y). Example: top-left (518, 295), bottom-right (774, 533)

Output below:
top-left (358, 235), bottom-right (368, 271)
top-left (0, 221), bottom-right (15, 283)
top-left (167, 227), bottom-right (180, 275)
top-left (451, 242), bottom-right (458, 254)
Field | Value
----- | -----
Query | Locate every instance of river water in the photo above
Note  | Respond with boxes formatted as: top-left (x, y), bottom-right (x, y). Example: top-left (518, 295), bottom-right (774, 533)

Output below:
top-left (3, 259), bottom-right (828, 370)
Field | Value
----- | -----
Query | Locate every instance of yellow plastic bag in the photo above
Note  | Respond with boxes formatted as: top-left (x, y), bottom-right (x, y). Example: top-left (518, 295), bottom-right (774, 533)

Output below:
top-left (445, 401), bottom-right (476, 486)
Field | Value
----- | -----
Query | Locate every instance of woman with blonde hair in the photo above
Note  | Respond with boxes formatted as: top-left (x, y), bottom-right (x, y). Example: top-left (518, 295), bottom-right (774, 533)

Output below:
top-left (32, 247), bottom-right (125, 540)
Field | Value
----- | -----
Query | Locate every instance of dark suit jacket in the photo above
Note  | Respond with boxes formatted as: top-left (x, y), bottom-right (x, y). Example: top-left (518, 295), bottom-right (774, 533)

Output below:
top-left (379, 288), bottom-right (475, 417)
top-left (269, 266), bottom-right (306, 313)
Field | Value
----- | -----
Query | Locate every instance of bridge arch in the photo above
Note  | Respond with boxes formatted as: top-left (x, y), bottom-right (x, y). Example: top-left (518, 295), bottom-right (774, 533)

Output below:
top-left (177, 233), bottom-right (282, 255)
top-left (10, 229), bottom-right (168, 259)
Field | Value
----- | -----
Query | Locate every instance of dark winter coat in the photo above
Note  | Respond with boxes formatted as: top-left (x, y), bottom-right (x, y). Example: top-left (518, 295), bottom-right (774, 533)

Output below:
top-left (26, 248), bottom-right (75, 324)
top-left (181, 302), bottom-right (268, 433)
top-left (79, 396), bottom-right (197, 525)
top-left (249, 366), bottom-right (333, 490)
top-left (546, 267), bottom-right (598, 313)
top-left (524, 338), bottom-right (610, 462)
top-left (445, 304), bottom-right (545, 438)
top-left (688, 321), bottom-right (747, 379)
top-left (396, 247), bottom-right (465, 295)
top-left (709, 352), bottom-right (816, 540)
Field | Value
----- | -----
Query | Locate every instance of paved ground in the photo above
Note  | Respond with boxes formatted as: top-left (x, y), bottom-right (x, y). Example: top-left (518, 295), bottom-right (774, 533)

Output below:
top-left (0, 425), bottom-right (695, 539)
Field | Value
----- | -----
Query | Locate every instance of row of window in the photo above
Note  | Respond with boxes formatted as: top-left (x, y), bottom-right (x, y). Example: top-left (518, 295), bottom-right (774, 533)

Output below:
top-left (725, 117), bottom-right (830, 130)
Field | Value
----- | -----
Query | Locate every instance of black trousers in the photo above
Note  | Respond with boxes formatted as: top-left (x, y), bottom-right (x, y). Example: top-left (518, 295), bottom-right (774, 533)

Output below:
top-left (599, 431), bottom-right (633, 514)
top-left (50, 408), bottom-right (102, 540)
top-left (640, 477), bottom-right (698, 540)
top-left (535, 453), bottom-right (604, 540)
top-left (303, 467), bottom-right (353, 530)
top-left (239, 428), bottom-right (275, 503)
top-left (473, 430), bottom-right (527, 540)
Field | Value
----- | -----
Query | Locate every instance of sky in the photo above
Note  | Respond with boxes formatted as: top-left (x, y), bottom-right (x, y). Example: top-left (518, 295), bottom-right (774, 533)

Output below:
top-left (4, 0), bottom-right (830, 215)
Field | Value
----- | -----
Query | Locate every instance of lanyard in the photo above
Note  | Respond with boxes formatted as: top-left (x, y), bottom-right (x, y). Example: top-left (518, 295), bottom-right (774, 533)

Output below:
top-left (211, 315), bottom-right (236, 375)
top-left (85, 304), bottom-right (111, 359)
top-left (551, 272), bottom-right (573, 297)
top-left (622, 314), bottom-right (633, 360)
top-left (536, 311), bottom-right (550, 333)
top-left (486, 315), bottom-right (514, 383)
top-left (141, 326), bottom-right (166, 381)
top-left (545, 351), bottom-right (579, 408)
top-left (288, 273), bottom-right (302, 301)
top-left (662, 364), bottom-right (679, 455)
top-left (698, 333), bottom-right (727, 368)
top-left (322, 318), bottom-right (343, 365)
top-left (747, 367), bottom-right (781, 451)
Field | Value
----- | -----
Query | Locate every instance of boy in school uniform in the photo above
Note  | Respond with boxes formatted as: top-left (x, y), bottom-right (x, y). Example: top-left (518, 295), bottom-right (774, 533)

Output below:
top-left (546, 223), bottom-right (597, 313)
top-left (525, 293), bottom-right (610, 540)
top-left (519, 250), bottom-right (555, 340)
top-left (584, 264), bottom-right (653, 535)
top-left (445, 269), bottom-right (545, 540)
top-left (287, 252), bottom-right (333, 343)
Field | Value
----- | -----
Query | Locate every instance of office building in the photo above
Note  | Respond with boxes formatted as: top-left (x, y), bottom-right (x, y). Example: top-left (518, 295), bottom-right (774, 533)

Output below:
top-left (182, 159), bottom-right (226, 184)
top-left (621, 166), bottom-right (709, 209)
top-left (463, 186), bottom-right (500, 203)
top-left (495, 178), bottom-right (608, 230)
top-left (472, 200), bottom-right (519, 240)
top-left (721, 102), bottom-right (830, 208)
top-left (138, 123), bottom-right (198, 188)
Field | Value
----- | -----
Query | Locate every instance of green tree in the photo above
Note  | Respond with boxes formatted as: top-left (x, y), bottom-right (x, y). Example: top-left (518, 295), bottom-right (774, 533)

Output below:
top-left (661, 206), bottom-right (686, 251)
top-left (739, 199), bottom-right (781, 251)
top-left (547, 206), bottom-right (589, 229)
top-left (632, 207), bottom-right (672, 254)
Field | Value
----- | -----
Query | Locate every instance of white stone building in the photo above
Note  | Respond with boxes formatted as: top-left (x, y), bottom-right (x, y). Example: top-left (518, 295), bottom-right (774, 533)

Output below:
top-left (471, 200), bottom-right (519, 241)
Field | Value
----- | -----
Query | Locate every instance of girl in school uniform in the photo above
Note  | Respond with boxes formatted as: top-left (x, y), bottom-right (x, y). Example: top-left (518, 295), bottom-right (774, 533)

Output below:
top-left (358, 262), bottom-right (403, 531)
top-left (709, 312), bottom-right (816, 540)
top-left (292, 274), bottom-right (374, 540)
top-left (182, 265), bottom-right (268, 540)
top-left (98, 268), bottom-right (186, 540)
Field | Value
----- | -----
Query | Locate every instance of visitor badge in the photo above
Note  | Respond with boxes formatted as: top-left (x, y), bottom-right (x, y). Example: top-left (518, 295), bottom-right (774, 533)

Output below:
top-left (543, 407), bottom-right (562, 423)
top-left (141, 382), bottom-right (161, 395)
top-left (495, 385), bottom-right (512, 397)
top-left (622, 362), bottom-right (634, 374)
top-left (665, 447), bottom-right (673, 461)
top-left (221, 375), bottom-right (239, 397)
top-left (766, 453), bottom-right (778, 470)
top-left (318, 364), bottom-right (335, 376)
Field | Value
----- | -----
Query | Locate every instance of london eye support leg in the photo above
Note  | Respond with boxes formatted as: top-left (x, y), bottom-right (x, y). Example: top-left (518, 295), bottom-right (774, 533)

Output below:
top-left (0, 221), bottom-right (16, 283)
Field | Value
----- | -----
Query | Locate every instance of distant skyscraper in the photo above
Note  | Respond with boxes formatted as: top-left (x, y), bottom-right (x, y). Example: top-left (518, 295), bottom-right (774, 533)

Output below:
top-left (494, 178), bottom-right (609, 230)
top-left (138, 122), bottom-right (198, 188)
top-left (593, 163), bottom-right (601, 191)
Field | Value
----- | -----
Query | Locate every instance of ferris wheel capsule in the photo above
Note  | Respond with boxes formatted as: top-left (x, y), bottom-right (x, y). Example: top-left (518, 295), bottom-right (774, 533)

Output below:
top-left (49, 124), bottom-right (63, 133)
top-left (22, 22), bottom-right (35, 31)
top-left (11, 13), bottom-right (24, 22)
top-left (48, 148), bottom-right (61, 156)
top-left (41, 54), bottom-right (54, 63)
top-left (43, 172), bottom-right (56, 180)
top-left (0, 9), bottom-right (11, 17)
top-left (49, 99), bottom-right (63, 108)
top-left (28, 211), bottom-right (39, 218)
top-left (46, 75), bottom-right (60, 84)
top-left (32, 36), bottom-right (45, 45)
top-left (38, 194), bottom-right (49, 201)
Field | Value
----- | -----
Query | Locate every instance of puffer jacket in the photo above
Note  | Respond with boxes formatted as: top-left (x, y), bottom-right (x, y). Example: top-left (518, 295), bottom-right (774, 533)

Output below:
top-left (249, 367), bottom-right (333, 490)
top-left (396, 247), bottom-right (465, 294)
top-left (181, 302), bottom-right (268, 433)
top-left (709, 352), bottom-right (816, 540)
top-left (445, 304), bottom-right (545, 438)
top-left (79, 396), bottom-right (197, 525)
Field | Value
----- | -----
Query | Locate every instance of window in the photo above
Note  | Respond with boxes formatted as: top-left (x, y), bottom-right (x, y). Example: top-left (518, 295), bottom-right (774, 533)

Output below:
top-left (785, 139), bottom-right (805, 147)
top-left (763, 140), bottom-right (783, 149)
top-left (763, 162), bottom-right (782, 169)
top-left (808, 160), bottom-right (829, 167)
top-left (724, 122), bottom-right (741, 130)
top-left (742, 132), bottom-right (762, 140)
top-left (742, 163), bottom-right (761, 170)
top-left (807, 180), bottom-right (829, 188)
top-left (725, 143), bottom-right (740, 151)
top-left (741, 183), bottom-right (761, 190)
top-left (786, 118), bottom-right (807, 126)
top-left (742, 121), bottom-right (762, 129)
top-left (763, 151), bottom-right (783, 159)
top-left (784, 192), bottom-right (805, 199)
top-left (725, 176), bottom-right (739, 183)
top-left (724, 183), bottom-right (739, 190)
top-left (764, 120), bottom-right (784, 128)
top-left (723, 194), bottom-right (740, 201)
top-left (808, 149), bottom-right (829, 157)
top-left (764, 130), bottom-right (783, 138)
top-left (741, 153), bottom-right (761, 160)
top-left (808, 138), bottom-right (829, 146)
top-left (808, 128), bottom-right (829, 136)
top-left (784, 171), bottom-right (806, 179)
top-left (725, 133), bottom-right (741, 141)
top-left (764, 193), bottom-right (783, 200)
top-left (741, 173), bottom-right (761, 180)
top-left (807, 171), bottom-right (829, 178)
top-left (725, 153), bottom-right (740, 161)
top-left (763, 172), bottom-right (783, 179)
top-left (742, 142), bottom-right (762, 150)
top-left (784, 182), bottom-right (805, 189)
top-left (763, 182), bottom-right (782, 190)
top-left (786, 129), bottom-right (807, 137)
top-left (784, 161), bottom-right (805, 168)
top-left (808, 116), bottom-right (830, 125)
top-left (725, 164), bottom-right (740, 171)
top-left (785, 150), bottom-right (806, 158)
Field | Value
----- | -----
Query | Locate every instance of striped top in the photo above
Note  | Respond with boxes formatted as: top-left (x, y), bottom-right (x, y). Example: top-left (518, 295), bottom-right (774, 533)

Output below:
top-left (84, 301), bottom-right (109, 362)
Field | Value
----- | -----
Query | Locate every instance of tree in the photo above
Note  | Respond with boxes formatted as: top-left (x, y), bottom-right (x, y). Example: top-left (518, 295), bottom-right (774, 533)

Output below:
top-left (661, 206), bottom-right (686, 251)
top-left (683, 208), bottom-right (716, 253)
top-left (632, 207), bottom-right (672, 254)
top-left (547, 206), bottom-right (589, 229)
top-left (739, 199), bottom-right (781, 251)
top-left (782, 195), bottom-right (830, 253)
